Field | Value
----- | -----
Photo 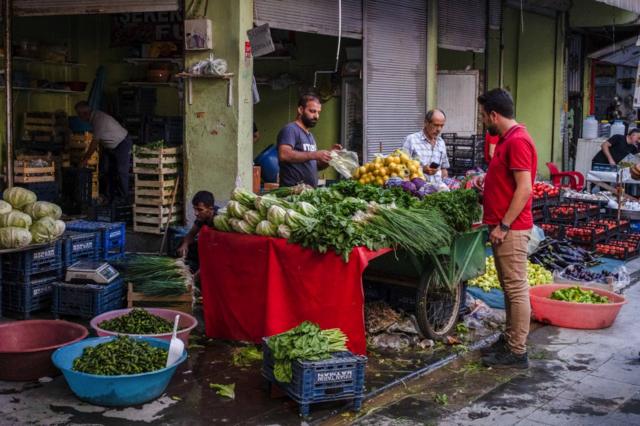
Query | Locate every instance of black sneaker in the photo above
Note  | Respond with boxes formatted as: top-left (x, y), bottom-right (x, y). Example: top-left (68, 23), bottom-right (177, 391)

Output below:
top-left (480, 334), bottom-right (508, 356)
top-left (482, 350), bottom-right (529, 369)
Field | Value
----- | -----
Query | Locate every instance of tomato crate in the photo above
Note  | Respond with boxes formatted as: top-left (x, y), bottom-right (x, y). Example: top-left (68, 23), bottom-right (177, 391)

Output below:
top-left (540, 223), bottom-right (564, 239)
top-left (587, 218), bottom-right (630, 238)
top-left (262, 338), bottom-right (366, 417)
top-left (2, 240), bottom-right (63, 278)
top-left (595, 242), bottom-right (640, 261)
top-left (546, 203), bottom-right (600, 225)
top-left (533, 207), bottom-right (546, 224)
top-left (62, 231), bottom-right (101, 267)
top-left (66, 221), bottom-right (126, 260)
top-left (564, 224), bottom-right (609, 249)
top-left (1, 276), bottom-right (56, 319)
top-left (52, 278), bottom-right (125, 319)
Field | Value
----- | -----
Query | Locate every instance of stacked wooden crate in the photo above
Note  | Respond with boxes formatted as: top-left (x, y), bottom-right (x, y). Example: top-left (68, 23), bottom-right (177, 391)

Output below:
top-left (68, 132), bottom-right (99, 199)
top-left (14, 157), bottom-right (55, 183)
top-left (133, 146), bottom-right (182, 234)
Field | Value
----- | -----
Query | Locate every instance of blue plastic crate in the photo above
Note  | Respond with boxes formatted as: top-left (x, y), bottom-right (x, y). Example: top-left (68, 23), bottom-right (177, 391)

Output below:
top-left (262, 338), bottom-right (366, 417)
top-left (52, 278), bottom-right (125, 319)
top-left (2, 240), bottom-right (63, 278)
top-left (1, 276), bottom-right (56, 319)
top-left (62, 231), bottom-right (101, 267)
top-left (66, 220), bottom-right (126, 260)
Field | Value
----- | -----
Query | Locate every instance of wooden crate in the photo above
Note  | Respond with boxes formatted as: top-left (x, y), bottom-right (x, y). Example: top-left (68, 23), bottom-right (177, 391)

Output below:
top-left (127, 282), bottom-right (193, 314)
top-left (14, 160), bottom-right (55, 183)
top-left (133, 146), bottom-right (182, 175)
top-left (22, 112), bottom-right (56, 142)
top-left (134, 175), bottom-right (181, 206)
top-left (68, 132), bottom-right (92, 149)
top-left (134, 204), bottom-right (183, 234)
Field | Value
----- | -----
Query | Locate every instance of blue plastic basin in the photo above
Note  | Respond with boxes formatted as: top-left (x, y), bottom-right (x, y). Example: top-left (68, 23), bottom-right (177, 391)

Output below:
top-left (254, 144), bottom-right (279, 183)
top-left (52, 336), bottom-right (187, 406)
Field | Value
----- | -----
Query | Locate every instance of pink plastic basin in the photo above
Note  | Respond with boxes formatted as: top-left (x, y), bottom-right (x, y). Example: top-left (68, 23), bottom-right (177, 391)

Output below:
top-left (0, 320), bottom-right (88, 381)
top-left (90, 308), bottom-right (198, 346)
top-left (530, 284), bottom-right (626, 329)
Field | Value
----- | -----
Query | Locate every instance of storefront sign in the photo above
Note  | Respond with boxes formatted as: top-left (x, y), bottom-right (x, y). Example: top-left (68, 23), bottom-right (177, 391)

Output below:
top-left (247, 24), bottom-right (275, 57)
top-left (111, 11), bottom-right (183, 46)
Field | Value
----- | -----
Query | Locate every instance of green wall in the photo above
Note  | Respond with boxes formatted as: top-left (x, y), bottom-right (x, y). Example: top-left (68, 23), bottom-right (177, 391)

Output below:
top-left (253, 32), bottom-right (354, 180)
top-left (570, 0), bottom-right (638, 27)
top-left (438, 49), bottom-right (484, 71)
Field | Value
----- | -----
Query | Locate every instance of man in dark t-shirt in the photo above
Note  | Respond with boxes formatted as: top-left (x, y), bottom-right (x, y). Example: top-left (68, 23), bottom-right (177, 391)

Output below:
top-left (592, 129), bottom-right (640, 167)
top-left (177, 191), bottom-right (216, 269)
top-left (277, 94), bottom-right (341, 187)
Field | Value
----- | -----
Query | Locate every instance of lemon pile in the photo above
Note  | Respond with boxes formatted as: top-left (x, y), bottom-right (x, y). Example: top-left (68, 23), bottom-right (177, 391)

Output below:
top-left (352, 150), bottom-right (425, 186)
top-left (469, 256), bottom-right (553, 292)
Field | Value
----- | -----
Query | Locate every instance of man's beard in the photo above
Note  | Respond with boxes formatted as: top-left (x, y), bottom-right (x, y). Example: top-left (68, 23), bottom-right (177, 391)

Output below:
top-left (487, 124), bottom-right (499, 136)
top-left (301, 115), bottom-right (318, 128)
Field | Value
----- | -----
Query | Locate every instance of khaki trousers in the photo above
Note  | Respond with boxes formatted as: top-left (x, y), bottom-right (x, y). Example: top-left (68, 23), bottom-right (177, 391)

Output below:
top-left (492, 228), bottom-right (531, 355)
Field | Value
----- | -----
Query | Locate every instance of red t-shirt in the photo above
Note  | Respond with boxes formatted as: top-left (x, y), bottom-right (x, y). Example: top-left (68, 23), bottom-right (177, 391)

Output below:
top-left (482, 125), bottom-right (537, 230)
top-left (484, 132), bottom-right (500, 165)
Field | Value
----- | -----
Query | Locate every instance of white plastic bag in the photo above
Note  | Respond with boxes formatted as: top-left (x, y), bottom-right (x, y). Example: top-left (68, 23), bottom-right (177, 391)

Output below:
top-left (527, 225), bottom-right (545, 256)
top-left (329, 150), bottom-right (360, 178)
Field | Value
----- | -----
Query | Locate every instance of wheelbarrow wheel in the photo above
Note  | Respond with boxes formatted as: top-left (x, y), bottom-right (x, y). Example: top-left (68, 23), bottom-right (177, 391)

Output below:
top-left (415, 270), bottom-right (462, 340)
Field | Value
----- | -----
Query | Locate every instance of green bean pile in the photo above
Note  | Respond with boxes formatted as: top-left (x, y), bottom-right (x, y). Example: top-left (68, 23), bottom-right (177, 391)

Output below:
top-left (72, 336), bottom-right (167, 375)
top-left (98, 308), bottom-right (175, 334)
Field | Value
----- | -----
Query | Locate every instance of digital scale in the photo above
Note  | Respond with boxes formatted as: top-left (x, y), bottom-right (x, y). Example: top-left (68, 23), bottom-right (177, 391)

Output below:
top-left (65, 261), bottom-right (120, 284)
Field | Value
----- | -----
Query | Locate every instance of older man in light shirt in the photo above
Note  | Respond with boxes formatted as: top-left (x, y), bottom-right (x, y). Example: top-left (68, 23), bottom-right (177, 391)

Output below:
top-left (402, 109), bottom-right (450, 184)
top-left (75, 101), bottom-right (132, 205)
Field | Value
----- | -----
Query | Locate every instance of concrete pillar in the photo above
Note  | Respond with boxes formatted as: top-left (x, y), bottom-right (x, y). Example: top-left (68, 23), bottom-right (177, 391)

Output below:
top-left (426, 0), bottom-right (438, 110)
top-left (184, 0), bottom-right (253, 215)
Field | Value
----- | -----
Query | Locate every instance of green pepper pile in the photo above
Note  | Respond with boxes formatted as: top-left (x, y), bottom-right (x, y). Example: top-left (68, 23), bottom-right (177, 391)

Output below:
top-left (550, 286), bottom-right (610, 304)
top-left (98, 308), bottom-right (177, 334)
top-left (72, 336), bottom-right (167, 375)
top-left (268, 321), bottom-right (348, 383)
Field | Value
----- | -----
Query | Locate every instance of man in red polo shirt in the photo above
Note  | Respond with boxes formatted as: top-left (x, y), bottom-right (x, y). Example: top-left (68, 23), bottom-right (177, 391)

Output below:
top-left (477, 88), bottom-right (537, 369)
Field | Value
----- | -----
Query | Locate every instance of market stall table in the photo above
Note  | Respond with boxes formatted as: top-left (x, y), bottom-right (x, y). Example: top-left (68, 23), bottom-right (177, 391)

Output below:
top-left (198, 227), bottom-right (390, 355)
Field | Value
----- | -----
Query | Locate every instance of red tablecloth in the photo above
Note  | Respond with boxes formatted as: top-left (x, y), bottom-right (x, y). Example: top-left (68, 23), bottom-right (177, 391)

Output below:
top-left (198, 228), bottom-right (390, 355)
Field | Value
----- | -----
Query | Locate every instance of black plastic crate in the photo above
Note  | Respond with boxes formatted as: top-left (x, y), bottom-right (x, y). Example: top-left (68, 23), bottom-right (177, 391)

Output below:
top-left (52, 278), bottom-right (125, 319)
top-left (2, 276), bottom-right (56, 319)
top-left (117, 87), bottom-right (156, 117)
top-left (122, 116), bottom-right (146, 146)
top-left (20, 181), bottom-right (59, 203)
top-left (61, 167), bottom-right (94, 214)
top-left (62, 231), bottom-right (101, 267)
top-left (93, 204), bottom-right (133, 225)
top-left (2, 240), bottom-right (63, 279)
top-left (66, 220), bottom-right (126, 260)
top-left (564, 224), bottom-right (609, 249)
top-left (262, 338), bottom-right (366, 417)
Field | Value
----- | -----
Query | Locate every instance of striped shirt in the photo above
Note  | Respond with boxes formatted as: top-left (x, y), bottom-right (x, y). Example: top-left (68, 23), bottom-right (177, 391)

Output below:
top-left (402, 131), bottom-right (450, 183)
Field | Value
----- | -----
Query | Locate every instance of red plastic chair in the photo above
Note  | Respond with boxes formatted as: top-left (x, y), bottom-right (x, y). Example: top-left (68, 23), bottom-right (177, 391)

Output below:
top-left (546, 162), bottom-right (584, 191)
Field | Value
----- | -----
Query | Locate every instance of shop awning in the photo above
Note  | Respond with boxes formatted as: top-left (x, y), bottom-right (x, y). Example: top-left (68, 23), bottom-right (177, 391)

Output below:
top-left (595, 0), bottom-right (640, 14)
top-left (14, 0), bottom-right (179, 16)
top-left (588, 35), bottom-right (640, 66)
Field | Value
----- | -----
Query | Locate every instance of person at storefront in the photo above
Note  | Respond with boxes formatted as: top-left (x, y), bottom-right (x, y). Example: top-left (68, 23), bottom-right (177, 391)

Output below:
top-left (177, 191), bottom-right (217, 271)
top-left (591, 128), bottom-right (640, 168)
top-left (277, 94), bottom-right (341, 187)
top-left (402, 109), bottom-right (450, 184)
top-left (75, 101), bottom-right (132, 205)
top-left (477, 88), bottom-right (537, 369)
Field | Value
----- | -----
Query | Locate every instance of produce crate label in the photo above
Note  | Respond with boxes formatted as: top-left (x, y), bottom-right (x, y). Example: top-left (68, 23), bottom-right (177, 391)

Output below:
top-left (315, 369), bottom-right (353, 383)
top-left (33, 284), bottom-right (52, 297)
top-left (108, 230), bottom-right (122, 239)
top-left (72, 241), bottom-right (95, 252)
top-left (33, 248), bottom-right (55, 260)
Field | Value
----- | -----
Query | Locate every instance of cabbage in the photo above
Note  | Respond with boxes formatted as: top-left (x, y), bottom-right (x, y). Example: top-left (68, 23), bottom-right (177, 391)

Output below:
top-left (3, 187), bottom-right (37, 209)
top-left (30, 217), bottom-right (64, 243)
top-left (296, 201), bottom-right (318, 216)
top-left (0, 200), bottom-right (11, 215)
top-left (255, 220), bottom-right (278, 237)
top-left (55, 220), bottom-right (66, 236)
top-left (243, 210), bottom-right (263, 227)
top-left (267, 205), bottom-right (287, 226)
top-left (277, 224), bottom-right (291, 239)
top-left (255, 196), bottom-right (286, 216)
top-left (23, 201), bottom-right (62, 220)
top-left (231, 219), bottom-right (254, 234)
top-left (227, 201), bottom-right (249, 219)
top-left (231, 187), bottom-right (257, 208)
top-left (0, 226), bottom-right (32, 248)
top-left (213, 215), bottom-right (231, 232)
top-left (285, 209), bottom-right (317, 230)
top-left (0, 210), bottom-right (32, 229)
top-left (228, 218), bottom-right (241, 232)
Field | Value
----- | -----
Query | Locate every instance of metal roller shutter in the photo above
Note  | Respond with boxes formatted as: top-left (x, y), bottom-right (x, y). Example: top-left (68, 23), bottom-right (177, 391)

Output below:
top-left (363, 0), bottom-right (427, 162)
top-left (254, 0), bottom-right (363, 39)
top-left (438, 0), bottom-right (486, 53)
top-left (14, 0), bottom-right (179, 16)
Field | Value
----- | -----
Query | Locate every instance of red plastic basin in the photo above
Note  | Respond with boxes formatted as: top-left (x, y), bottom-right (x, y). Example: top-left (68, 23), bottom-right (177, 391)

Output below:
top-left (90, 308), bottom-right (198, 346)
top-left (0, 320), bottom-right (88, 381)
top-left (530, 284), bottom-right (626, 329)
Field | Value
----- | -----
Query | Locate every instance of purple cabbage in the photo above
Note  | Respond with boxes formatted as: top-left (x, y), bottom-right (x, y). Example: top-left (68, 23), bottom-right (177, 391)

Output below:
top-left (400, 181), bottom-right (417, 193)
top-left (384, 177), bottom-right (404, 188)
top-left (411, 178), bottom-right (426, 189)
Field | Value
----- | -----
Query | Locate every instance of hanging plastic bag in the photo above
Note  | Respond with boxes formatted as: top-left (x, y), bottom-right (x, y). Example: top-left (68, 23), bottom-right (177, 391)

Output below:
top-left (527, 225), bottom-right (545, 256)
top-left (329, 150), bottom-right (360, 178)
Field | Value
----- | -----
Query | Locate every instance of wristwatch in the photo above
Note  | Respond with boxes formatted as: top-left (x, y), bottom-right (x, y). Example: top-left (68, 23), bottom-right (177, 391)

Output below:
top-left (499, 222), bottom-right (510, 232)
